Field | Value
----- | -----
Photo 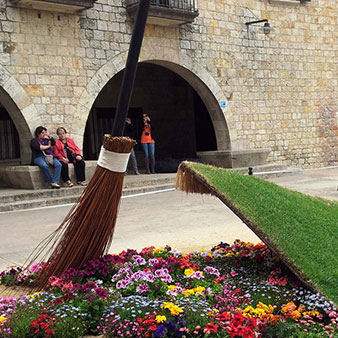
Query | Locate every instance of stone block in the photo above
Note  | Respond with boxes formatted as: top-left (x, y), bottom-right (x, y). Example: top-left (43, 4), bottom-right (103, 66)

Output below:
top-left (197, 150), bottom-right (233, 168)
top-left (0, 161), bottom-right (98, 189)
top-left (231, 148), bottom-right (271, 168)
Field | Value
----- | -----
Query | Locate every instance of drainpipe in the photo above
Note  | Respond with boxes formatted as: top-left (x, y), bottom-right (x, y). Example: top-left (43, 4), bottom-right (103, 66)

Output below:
top-left (111, 0), bottom-right (151, 136)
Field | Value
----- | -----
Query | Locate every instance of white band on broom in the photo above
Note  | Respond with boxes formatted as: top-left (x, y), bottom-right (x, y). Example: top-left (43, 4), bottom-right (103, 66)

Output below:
top-left (97, 146), bottom-right (131, 173)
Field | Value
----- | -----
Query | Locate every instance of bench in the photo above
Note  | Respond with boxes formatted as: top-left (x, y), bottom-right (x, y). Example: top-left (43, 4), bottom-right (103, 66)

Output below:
top-left (0, 161), bottom-right (98, 189)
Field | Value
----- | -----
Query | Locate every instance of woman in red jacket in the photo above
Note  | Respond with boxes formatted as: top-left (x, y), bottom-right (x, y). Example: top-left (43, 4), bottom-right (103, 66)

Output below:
top-left (54, 127), bottom-right (86, 187)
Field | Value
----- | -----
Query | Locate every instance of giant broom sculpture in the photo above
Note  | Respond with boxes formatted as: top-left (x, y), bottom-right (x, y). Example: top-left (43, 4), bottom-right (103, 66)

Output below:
top-left (29, 0), bottom-right (151, 290)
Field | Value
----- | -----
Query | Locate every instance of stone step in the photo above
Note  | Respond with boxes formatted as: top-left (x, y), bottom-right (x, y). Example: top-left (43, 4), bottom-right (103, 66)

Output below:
top-left (0, 183), bottom-right (175, 213)
top-left (0, 175), bottom-right (175, 205)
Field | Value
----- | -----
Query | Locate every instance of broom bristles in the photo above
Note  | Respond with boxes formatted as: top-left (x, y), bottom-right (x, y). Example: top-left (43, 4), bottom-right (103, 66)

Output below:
top-left (27, 135), bottom-right (136, 290)
top-left (176, 161), bottom-right (212, 195)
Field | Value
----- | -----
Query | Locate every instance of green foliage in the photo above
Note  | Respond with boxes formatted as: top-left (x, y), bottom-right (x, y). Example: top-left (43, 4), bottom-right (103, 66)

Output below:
top-left (188, 163), bottom-right (338, 305)
top-left (261, 320), bottom-right (298, 337)
top-left (5, 306), bottom-right (39, 338)
top-left (78, 297), bottom-right (105, 334)
top-left (52, 316), bottom-right (86, 338)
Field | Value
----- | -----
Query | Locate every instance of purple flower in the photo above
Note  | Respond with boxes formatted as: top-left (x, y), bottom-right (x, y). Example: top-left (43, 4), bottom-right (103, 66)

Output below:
top-left (155, 268), bottom-right (169, 278)
top-left (149, 258), bottom-right (159, 266)
top-left (83, 282), bottom-right (97, 292)
top-left (132, 255), bottom-right (146, 266)
top-left (190, 271), bottom-right (204, 279)
top-left (111, 273), bottom-right (120, 282)
top-left (204, 266), bottom-right (220, 277)
top-left (136, 283), bottom-right (150, 294)
top-left (116, 279), bottom-right (131, 289)
top-left (154, 324), bottom-right (167, 337)
top-left (132, 270), bottom-right (146, 281)
top-left (161, 275), bottom-right (173, 283)
top-left (144, 272), bottom-right (156, 283)
top-left (94, 287), bottom-right (108, 299)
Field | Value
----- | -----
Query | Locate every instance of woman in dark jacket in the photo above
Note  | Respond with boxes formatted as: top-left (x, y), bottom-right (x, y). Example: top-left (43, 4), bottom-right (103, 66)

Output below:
top-left (30, 126), bottom-right (62, 189)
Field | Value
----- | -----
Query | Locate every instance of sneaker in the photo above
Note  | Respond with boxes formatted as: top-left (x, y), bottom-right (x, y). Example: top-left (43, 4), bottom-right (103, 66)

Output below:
top-left (51, 182), bottom-right (61, 189)
top-left (66, 180), bottom-right (74, 187)
top-left (135, 170), bottom-right (140, 175)
top-left (78, 181), bottom-right (87, 186)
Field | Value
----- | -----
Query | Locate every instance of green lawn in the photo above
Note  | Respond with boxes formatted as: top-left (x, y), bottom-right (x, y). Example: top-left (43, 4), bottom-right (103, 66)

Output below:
top-left (179, 162), bottom-right (338, 305)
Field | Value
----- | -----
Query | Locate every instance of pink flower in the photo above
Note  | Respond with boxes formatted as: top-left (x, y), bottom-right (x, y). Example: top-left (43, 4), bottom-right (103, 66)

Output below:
top-left (29, 262), bottom-right (42, 273)
top-left (48, 276), bottom-right (64, 287)
top-left (61, 281), bottom-right (73, 292)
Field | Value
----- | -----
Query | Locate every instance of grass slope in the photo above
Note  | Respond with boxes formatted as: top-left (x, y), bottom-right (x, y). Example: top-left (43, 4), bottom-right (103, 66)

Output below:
top-left (186, 162), bottom-right (338, 305)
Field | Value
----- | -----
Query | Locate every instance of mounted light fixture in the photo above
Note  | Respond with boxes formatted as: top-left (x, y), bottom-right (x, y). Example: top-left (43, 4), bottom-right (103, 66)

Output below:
top-left (245, 19), bottom-right (271, 35)
top-left (263, 22), bottom-right (272, 34)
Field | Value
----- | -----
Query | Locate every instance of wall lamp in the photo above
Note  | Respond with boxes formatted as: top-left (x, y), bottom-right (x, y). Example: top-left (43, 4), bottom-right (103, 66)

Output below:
top-left (245, 19), bottom-right (271, 35)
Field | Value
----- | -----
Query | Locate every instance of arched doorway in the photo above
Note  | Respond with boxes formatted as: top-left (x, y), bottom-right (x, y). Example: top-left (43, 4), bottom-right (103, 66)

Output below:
top-left (0, 67), bottom-right (39, 165)
top-left (83, 63), bottom-right (217, 171)
top-left (0, 101), bottom-right (20, 162)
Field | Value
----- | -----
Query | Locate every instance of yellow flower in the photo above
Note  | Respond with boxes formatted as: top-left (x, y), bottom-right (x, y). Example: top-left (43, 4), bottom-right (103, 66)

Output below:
top-left (184, 268), bottom-right (195, 276)
top-left (183, 289), bottom-right (195, 297)
top-left (242, 303), bottom-right (275, 319)
top-left (29, 292), bottom-right (41, 299)
top-left (153, 248), bottom-right (164, 254)
top-left (256, 302), bottom-right (274, 314)
top-left (282, 302), bottom-right (297, 313)
top-left (0, 316), bottom-right (7, 325)
top-left (303, 310), bottom-right (320, 317)
top-left (161, 302), bottom-right (183, 316)
top-left (168, 285), bottom-right (176, 291)
top-left (194, 286), bottom-right (206, 294)
top-left (156, 315), bottom-right (166, 323)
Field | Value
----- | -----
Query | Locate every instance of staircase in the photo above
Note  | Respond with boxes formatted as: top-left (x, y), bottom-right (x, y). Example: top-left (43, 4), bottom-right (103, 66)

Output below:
top-left (0, 174), bottom-right (176, 213)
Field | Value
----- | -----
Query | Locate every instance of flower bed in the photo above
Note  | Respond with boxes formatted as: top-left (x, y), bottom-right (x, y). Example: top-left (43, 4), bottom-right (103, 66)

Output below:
top-left (0, 240), bottom-right (337, 337)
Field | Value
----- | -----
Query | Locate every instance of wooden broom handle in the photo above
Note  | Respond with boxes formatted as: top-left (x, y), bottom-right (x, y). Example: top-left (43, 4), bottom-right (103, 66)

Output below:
top-left (111, 0), bottom-right (151, 137)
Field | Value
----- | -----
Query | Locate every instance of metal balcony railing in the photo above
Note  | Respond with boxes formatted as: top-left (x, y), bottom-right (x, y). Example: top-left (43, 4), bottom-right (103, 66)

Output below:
top-left (125, 0), bottom-right (198, 13)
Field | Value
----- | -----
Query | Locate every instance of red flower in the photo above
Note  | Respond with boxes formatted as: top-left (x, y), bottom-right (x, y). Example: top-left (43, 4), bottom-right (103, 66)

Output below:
top-left (204, 322), bottom-right (218, 333)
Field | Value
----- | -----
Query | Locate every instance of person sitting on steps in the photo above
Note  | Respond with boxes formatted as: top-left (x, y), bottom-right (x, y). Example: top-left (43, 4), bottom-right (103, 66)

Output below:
top-left (54, 127), bottom-right (86, 187)
top-left (30, 126), bottom-right (62, 189)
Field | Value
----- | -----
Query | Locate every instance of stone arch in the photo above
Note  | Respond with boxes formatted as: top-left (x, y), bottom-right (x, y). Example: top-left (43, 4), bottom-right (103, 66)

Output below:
top-left (72, 51), bottom-right (231, 151)
top-left (0, 65), bottom-right (40, 164)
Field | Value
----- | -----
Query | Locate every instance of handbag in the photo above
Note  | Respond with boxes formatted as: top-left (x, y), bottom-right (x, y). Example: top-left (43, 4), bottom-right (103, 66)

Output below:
top-left (42, 151), bottom-right (54, 166)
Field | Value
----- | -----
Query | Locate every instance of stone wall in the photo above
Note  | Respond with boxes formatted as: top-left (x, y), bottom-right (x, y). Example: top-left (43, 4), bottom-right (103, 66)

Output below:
top-left (0, 0), bottom-right (337, 167)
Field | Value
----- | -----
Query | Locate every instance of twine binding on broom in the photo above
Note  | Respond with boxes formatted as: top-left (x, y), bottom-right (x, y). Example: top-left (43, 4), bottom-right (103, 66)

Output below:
top-left (25, 135), bottom-right (136, 291)
top-left (175, 161), bottom-right (323, 300)
top-left (97, 146), bottom-right (131, 173)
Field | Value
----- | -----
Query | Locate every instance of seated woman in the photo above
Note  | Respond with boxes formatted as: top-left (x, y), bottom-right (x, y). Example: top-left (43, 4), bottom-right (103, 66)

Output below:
top-left (30, 126), bottom-right (62, 189)
top-left (54, 127), bottom-right (86, 186)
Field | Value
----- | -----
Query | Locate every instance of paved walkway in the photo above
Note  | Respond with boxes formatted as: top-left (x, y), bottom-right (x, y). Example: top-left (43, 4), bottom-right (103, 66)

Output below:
top-left (0, 167), bottom-right (337, 272)
top-left (266, 166), bottom-right (338, 201)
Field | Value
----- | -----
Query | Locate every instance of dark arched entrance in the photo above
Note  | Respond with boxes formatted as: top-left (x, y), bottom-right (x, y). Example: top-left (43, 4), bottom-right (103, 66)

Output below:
top-left (84, 63), bottom-right (217, 172)
top-left (0, 101), bottom-right (20, 162)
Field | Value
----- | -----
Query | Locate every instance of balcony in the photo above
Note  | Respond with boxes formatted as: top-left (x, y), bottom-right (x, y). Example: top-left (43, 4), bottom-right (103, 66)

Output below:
top-left (125, 0), bottom-right (199, 26)
top-left (10, 0), bottom-right (97, 13)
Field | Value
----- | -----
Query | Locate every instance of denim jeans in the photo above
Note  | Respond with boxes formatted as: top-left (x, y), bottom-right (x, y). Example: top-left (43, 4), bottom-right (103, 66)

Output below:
top-left (34, 156), bottom-right (62, 183)
top-left (141, 142), bottom-right (155, 159)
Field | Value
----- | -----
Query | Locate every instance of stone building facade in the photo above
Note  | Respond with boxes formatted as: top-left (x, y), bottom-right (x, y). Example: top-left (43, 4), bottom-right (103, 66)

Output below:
top-left (0, 0), bottom-right (337, 173)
